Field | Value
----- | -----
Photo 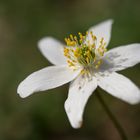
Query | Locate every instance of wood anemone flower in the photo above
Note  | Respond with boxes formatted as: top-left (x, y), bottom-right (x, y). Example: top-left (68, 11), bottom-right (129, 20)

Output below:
top-left (17, 19), bottom-right (140, 128)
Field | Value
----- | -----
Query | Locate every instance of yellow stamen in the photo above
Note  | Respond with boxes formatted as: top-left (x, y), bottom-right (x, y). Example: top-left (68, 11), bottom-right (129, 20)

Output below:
top-left (64, 31), bottom-right (107, 73)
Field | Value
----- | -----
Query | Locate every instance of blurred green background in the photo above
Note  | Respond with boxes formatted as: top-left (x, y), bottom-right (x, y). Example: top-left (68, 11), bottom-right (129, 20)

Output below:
top-left (0, 0), bottom-right (140, 139)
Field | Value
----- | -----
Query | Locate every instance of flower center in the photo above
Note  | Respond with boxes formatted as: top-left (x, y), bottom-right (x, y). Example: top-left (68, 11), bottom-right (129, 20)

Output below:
top-left (64, 32), bottom-right (107, 74)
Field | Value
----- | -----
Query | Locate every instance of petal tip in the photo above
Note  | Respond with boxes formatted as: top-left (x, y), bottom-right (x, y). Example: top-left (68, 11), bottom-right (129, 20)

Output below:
top-left (106, 19), bottom-right (114, 24)
top-left (38, 36), bottom-right (56, 45)
top-left (38, 36), bottom-right (55, 50)
top-left (64, 101), bottom-right (83, 129)
top-left (38, 37), bottom-right (49, 49)
top-left (17, 87), bottom-right (27, 98)
top-left (17, 92), bottom-right (27, 98)
top-left (129, 91), bottom-right (140, 105)
top-left (72, 120), bottom-right (83, 129)
top-left (102, 19), bottom-right (114, 28)
top-left (17, 82), bottom-right (32, 98)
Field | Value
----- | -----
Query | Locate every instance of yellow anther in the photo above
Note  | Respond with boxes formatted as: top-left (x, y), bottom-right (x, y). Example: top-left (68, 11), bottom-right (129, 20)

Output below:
top-left (92, 35), bottom-right (97, 41)
top-left (64, 48), bottom-right (69, 53)
top-left (74, 36), bottom-right (77, 40)
top-left (90, 31), bottom-right (93, 36)
top-left (95, 65), bottom-right (99, 69)
top-left (86, 57), bottom-right (90, 64)
top-left (70, 34), bottom-right (74, 40)
top-left (100, 37), bottom-right (104, 43)
top-left (80, 69), bottom-right (85, 75)
top-left (97, 60), bottom-right (102, 65)
top-left (74, 36), bottom-right (78, 44)
top-left (67, 60), bottom-right (75, 66)
top-left (78, 32), bottom-right (82, 36)
top-left (91, 43), bottom-right (95, 48)
top-left (72, 60), bottom-right (76, 63)
top-left (79, 32), bottom-right (83, 39)
top-left (80, 69), bottom-right (89, 75)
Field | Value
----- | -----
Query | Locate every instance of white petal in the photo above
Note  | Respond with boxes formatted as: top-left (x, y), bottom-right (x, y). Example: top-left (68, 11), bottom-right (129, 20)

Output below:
top-left (87, 19), bottom-right (113, 48)
top-left (102, 44), bottom-right (140, 72)
top-left (17, 66), bottom-right (80, 98)
top-left (64, 75), bottom-right (97, 128)
top-left (98, 72), bottom-right (140, 104)
top-left (38, 37), bottom-right (67, 65)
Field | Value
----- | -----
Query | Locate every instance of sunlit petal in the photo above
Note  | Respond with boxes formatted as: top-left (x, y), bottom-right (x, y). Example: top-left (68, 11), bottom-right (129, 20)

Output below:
top-left (18, 66), bottom-right (80, 98)
top-left (87, 19), bottom-right (113, 48)
top-left (101, 44), bottom-right (140, 72)
top-left (38, 37), bottom-right (67, 65)
top-left (65, 75), bottom-right (97, 128)
top-left (98, 72), bottom-right (140, 104)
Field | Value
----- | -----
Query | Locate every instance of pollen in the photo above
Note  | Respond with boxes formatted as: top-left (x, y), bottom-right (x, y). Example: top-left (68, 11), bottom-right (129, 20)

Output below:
top-left (64, 32), bottom-right (107, 73)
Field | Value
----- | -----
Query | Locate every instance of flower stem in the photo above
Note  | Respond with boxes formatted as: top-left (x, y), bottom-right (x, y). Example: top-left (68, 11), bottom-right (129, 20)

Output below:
top-left (96, 90), bottom-right (128, 140)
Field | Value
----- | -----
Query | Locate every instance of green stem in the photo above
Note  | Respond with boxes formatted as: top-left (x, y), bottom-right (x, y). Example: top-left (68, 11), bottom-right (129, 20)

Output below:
top-left (96, 90), bottom-right (128, 140)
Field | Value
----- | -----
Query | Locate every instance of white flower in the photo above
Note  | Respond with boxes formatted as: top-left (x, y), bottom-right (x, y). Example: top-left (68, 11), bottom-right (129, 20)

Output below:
top-left (17, 19), bottom-right (140, 128)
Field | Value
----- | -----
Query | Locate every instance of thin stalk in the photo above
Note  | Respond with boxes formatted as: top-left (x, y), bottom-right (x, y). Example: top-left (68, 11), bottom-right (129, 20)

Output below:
top-left (96, 90), bottom-right (128, 140)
